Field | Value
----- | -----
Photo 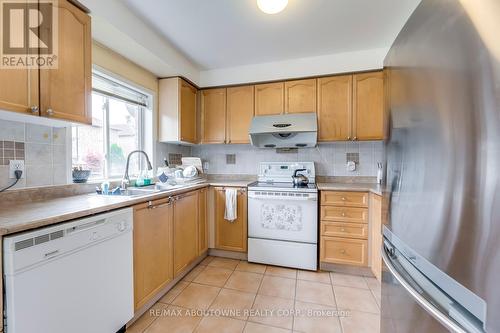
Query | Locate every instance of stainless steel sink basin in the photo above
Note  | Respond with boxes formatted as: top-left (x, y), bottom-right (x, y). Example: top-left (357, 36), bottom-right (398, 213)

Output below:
top-left (93, 186), bottom-right (160, 198)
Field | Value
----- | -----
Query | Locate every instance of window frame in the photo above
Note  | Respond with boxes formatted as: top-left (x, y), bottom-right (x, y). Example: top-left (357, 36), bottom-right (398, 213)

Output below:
top-left (72, 68), bottom-right (153, 181)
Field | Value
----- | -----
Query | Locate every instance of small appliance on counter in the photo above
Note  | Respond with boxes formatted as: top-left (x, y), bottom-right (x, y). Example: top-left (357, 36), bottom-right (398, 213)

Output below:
top-left (247, 162), bottom-right (318, 270)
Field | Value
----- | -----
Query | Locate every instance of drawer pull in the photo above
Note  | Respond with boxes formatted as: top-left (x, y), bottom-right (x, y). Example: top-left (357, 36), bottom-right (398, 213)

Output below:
top-left (341, 212), bottom-right (346, 217)
top-left (341, 197), bottom-right (346, 201)
top-left (340, 228), bottom-right (346, 232)
top-left (340, 249), bottom-right (346, 254)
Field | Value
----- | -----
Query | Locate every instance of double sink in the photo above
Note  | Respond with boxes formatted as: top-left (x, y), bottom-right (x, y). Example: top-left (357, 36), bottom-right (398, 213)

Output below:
top-left (94, 183), bottom-right (201, 198)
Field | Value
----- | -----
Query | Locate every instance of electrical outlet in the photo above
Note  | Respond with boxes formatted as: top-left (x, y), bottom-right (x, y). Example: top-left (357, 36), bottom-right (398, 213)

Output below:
top-left (9, 160), bottom-right (25, 179)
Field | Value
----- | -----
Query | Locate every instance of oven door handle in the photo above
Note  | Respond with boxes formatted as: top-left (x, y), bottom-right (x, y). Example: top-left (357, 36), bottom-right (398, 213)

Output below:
top-left (248, 195), bottom-right (317, 201)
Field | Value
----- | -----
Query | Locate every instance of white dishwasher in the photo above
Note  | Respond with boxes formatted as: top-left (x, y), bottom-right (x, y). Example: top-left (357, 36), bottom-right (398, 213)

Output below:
top-left (3, 208), bottom-right (134, 333)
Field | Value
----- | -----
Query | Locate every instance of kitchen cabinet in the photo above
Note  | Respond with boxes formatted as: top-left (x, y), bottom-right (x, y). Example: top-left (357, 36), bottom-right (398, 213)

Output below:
top-left (198, 188), bottom-right (208, 255)
top-left (39, 0), bottom-right (91, 124)
top-left (284, 79), bottom-right (317, 114)
top-left (320, 190), bottom-right (370, 268)
top-left (370, 193), bottom-right (383, 281)
top-left (173, 191), bottom-right (199, 276)
top-left (214, 187), bottom-right (247, 252)
top-left (317, 75), bottom-right (352, 141)
top-left (353, 71), bottom-right (385, 140)
top-left (226, 85), bottom-right (254, 144)
top-left (159, 78), bottom-right (197, 143)
top-left (0, 69), bottom-right (38, 115)
top-left (133, 198), bottom-right (173, 310)
top-left (0, 0), bottom-right (91, 124)
top-left (201, 88), bottom-right (227, 144)
top-left (317, 71), bottom-right (384, 141)
top-left (254, 82), bottom-right (284, 116)
top-left (321, 236), bottom-right (368, 266)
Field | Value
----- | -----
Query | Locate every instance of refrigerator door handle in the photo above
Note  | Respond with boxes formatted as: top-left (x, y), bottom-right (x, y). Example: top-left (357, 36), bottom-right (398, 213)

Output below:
top-left (382, 243), bottom-right (483, 333)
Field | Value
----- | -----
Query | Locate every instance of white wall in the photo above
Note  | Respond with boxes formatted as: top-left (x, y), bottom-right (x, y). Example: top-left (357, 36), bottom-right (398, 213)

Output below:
top-left (192, 142), bottom-right (384, 177)
top-left (199, 48), bottom-right (388, 87)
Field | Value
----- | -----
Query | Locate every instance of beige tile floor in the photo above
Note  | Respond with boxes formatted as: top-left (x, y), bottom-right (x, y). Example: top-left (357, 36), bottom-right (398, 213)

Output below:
top-left (128, 256), bottom-right (381, 333)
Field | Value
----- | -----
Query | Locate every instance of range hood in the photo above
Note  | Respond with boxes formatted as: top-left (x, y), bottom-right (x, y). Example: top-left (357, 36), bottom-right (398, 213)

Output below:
top-left (249, 113), bottom-right (317, 148)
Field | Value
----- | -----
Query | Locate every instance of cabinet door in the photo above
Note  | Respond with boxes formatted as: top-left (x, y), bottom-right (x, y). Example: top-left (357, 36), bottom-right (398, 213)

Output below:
top-left (39, 0), bottom-right (91, 124)
top-left (215, 188), bottom-right (247, 252)
top-left (133, 198), bottom-right (173, 310)
top-left (0, 69), bottom-right (39, 115)
top-left (254, 82), bottom-right (284, 116)
top-left (201, 88), bottom-right (226, 143)
top-left (353, 71), bottom-right (384, 140)
top-left (320, 236), bottom-right (368, 266)
top-left (285, 79), bottom-right (317, 114)
top-left (198, 188), bottom-right (208, 255)
top-left (180, 79), bottom-right (197, 143)
top-left (317, 75), bottom-right (352, 141)
top-left (173, 191), bottom-right (199, 276)
top-left (227, 85), bottom-right (254, 144)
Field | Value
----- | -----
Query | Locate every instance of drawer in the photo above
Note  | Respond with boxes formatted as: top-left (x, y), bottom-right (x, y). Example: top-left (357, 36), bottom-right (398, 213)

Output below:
top-left (321, 191), bottom-right (368, 207)
top-left (320, 206), bottom-right (368, 224)
top-left (321, 222), bottom-right (368, 239)
top-left (320, 236), bottom-right (368, 266)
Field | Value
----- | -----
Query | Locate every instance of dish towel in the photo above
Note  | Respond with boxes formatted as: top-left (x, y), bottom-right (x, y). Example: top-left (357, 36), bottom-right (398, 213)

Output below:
top-left (224, 188), bottom-right (238, 222)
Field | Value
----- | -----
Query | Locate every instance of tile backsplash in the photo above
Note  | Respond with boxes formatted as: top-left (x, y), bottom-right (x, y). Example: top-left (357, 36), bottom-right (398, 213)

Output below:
top-left (192, 142), bottom-right (384, 177)
top-left (0, 119), bottom-right (68, 190)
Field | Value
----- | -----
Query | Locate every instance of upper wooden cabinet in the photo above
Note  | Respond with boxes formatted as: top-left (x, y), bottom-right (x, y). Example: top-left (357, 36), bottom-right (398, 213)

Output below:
top-left (133, 198), bottom-right (173, 310)
top-left (40, 0), bottom-right (91, 124)
top-left (0, 0), bottom-right (91, 124)
top-left (226, 85), bottom-right (254, 144)
top-left (201, 88), bottom-right (227, 144)
top-left (159, 78), bottom-right (197, 144)
top-left (214, 187), bottom-right (248, 252)
top-left (317, 75), bottom-right (352, 141)
top-left (353, 71), bottom-right (384, 140)
top-left (0, 69), bottom-right (39, 115)
top-left (173, 191), bottom-right (199, 276)
top-left (254, 82), bottom-right (284, 116)
top-left (317, 71), bottom-right (384, 141)
top-left (285, 79), bottom-right (317, 114)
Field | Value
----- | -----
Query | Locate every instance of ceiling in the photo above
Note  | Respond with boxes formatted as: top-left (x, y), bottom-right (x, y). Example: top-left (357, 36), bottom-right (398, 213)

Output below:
top-left (122, 0), bottom-right (421, 70)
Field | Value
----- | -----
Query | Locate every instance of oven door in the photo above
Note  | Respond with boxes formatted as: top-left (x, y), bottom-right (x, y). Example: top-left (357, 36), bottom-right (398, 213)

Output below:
top-left (248, 190), bottom-right (318, 243)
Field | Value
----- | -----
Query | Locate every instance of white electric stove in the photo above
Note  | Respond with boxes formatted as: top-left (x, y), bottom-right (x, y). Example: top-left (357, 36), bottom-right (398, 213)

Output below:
top-left (247, 162), bottom-right (318, 270)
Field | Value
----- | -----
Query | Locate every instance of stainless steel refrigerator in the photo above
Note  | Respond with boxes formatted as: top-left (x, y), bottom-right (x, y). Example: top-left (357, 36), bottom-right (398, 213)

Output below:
top-left (382, 0), bottom-right (500, 332)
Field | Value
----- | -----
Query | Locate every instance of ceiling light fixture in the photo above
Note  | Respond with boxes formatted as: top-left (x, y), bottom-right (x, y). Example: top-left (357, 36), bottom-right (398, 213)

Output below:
top-left (257, 0), bottom-right (288, 14)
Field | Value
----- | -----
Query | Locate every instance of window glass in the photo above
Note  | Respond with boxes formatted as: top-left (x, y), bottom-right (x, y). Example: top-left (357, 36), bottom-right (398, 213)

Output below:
top-left (71, 72), bottom-right (149, 181)
top-left (108, 98), bottom-right (141, 178)
top-left (72, 94), bottom-right (106, 180)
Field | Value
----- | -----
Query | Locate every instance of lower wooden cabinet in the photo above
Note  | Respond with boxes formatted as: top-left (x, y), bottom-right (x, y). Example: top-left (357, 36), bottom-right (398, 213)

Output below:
top-left (370, 194), bottom-right (383, 281)
top-left (320, 236), bottom-right (368, 266)
top-left (214, 187), bottom-right (248, 252)
top-left (198, 188), bottom-right (208, 255)
top-left (173, 191), bottom-right (199, 276)
top-left (321, 221), bottom-right (368, 239)
top-left (133, 198), bottom-right (173, 310)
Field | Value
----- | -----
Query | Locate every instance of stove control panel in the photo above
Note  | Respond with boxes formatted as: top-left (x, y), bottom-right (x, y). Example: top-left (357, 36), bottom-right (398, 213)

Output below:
top-left (258, 162), bottom-right (315, 183)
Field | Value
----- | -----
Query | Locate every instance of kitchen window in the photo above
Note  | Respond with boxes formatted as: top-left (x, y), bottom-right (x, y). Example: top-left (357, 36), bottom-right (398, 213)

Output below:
top-left (72, 71), bottom-right (152, 180)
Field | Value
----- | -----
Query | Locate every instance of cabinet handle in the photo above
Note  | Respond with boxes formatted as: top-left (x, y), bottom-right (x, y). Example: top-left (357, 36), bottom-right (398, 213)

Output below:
top-left (341, 197), bottom-right (346, 201)
top-left (46, 108), bottom-right (54, 116)
top-left (340, 249), bottom-right (346, 254)
top-left (353, 136), bottom-right (357, 141)
top-left (148, 197), bottom-right (173, 209)
top-left (341, 212), bottom-right (346, 217)
top-left (29, 105), bottom-right (39, 114)
top-left (340, 228), bottom-right (346, 232)
top-left (347, 136), bottom-right (351, 140)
